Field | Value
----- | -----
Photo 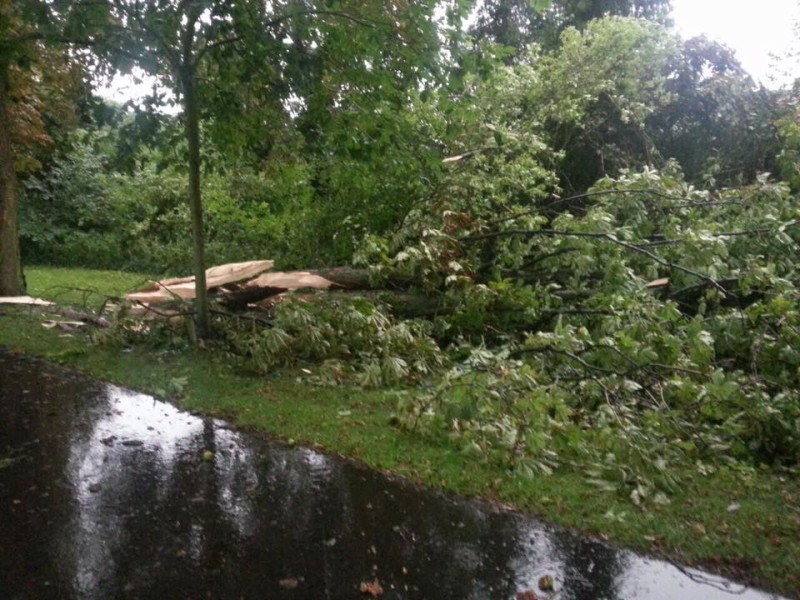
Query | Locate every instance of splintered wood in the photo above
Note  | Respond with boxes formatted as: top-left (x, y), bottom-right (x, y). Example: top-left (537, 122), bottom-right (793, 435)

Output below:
top-left (123, 260), bottom-right (339, 310)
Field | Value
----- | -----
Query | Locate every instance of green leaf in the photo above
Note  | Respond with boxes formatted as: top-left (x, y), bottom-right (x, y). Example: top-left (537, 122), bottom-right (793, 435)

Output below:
top-left (528, 0), bottom-right (552, 12)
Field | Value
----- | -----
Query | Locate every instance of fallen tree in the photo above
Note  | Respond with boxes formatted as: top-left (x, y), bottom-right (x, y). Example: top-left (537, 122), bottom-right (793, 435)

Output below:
top-left (108, 163), bottom-right (800, 496)
top-left (123, 261), bottom-right (428, 315)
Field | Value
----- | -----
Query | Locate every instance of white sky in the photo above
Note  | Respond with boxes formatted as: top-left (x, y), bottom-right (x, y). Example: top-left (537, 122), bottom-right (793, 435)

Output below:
top-left (671, 0), bottom-right (800, 87)
top-left (97, 1), bottom-right (800, 106)
top-left (96, 68), bottom-right (172, 109)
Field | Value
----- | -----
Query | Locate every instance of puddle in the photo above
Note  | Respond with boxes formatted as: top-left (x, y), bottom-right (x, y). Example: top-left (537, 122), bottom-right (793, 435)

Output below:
top-left (0, 350), bottom-right (786, 599)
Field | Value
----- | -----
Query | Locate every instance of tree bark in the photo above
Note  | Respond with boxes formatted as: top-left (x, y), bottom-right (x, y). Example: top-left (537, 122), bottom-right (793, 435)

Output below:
top-left (0, 65), bottom-right (25, 296)
top-left (181, 63), bottom-right (209, 337)
top-left (215, 267), bottom-right (414, 310)
top-left (218, 287), bottom-right (446, 318)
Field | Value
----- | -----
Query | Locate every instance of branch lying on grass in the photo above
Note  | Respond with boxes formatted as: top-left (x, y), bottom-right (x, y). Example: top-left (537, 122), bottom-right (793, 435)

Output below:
top-left (122, 299), bottom-right (273, 327)
top-left (53, 306), bottom-right (111, 328)
top-left (36, 285), bottom-right (117, 310)
top-left (21, 285), bottom-right (115, 326)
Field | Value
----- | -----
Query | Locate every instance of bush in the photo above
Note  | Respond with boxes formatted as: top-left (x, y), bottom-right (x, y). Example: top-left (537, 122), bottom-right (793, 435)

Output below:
top-left (20, 136), bottom-right (320, 274)
top-left (220, 295), bottom-right (447, 387)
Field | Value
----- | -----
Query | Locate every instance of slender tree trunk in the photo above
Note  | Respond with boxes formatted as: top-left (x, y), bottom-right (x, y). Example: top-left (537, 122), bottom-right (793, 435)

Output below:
top-left (0, 65), bottom-right (25, 296)
top-left (181, 66), bottom-right (209, 337)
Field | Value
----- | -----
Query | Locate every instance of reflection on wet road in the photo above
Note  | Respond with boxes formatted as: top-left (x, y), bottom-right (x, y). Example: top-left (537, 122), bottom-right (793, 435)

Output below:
top-left (0, 350), bottom-right (785, 599)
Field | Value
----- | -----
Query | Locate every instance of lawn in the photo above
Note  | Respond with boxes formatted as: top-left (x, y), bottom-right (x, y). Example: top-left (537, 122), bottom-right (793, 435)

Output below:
top-left (25, 266), bottom-right (152, 309)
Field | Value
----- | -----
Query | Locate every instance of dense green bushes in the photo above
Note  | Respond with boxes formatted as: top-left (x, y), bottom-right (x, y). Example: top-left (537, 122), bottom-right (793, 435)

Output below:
top-left (20, 136), bottom-right (319, 274)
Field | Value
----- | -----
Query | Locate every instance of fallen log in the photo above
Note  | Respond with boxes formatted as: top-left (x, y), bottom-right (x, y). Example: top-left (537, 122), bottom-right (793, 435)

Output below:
top-left (249, 289), bottom-right (447, 320)
top-left (58, 306), bottom-right (111, 328)
top-left (125, 260), bottom-right (274, 303)
top-left (304, 267), bottom-right (375, 289)
top-left (219, 286), bottom-right (296, 310)
top-left (125, 262), bottom-right (416, 309)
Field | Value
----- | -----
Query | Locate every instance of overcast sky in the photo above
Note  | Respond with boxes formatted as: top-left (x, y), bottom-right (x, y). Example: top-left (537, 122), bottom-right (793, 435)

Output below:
top-left (672, 0), bottom-right (799, 87)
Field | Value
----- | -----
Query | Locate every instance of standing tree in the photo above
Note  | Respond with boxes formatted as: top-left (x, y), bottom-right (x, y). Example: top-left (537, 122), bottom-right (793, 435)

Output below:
top-left (94, 0), bottom-right (228, 336)
top-left (0, 49), bottom-right (23, 296)
top-left (94, 0), bottom-right (472, 337)
top-left (0, 0), bottom-right (88, 295)
top-left (0, 0), bottom-right (38, 296)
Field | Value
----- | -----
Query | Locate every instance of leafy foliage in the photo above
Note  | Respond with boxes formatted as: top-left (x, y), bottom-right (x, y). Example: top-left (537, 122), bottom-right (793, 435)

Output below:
top-left (20, 135), bottom-right (319, 273)
top-left (222, 296), bottom-right (446, 388)
top-left (388, 161), bottom-right (800, 500)
top-left (520, 18), bottom-right (781, 191)
top-left (469, 0), bottom-right (672, 53)
top-left (776, 82), bottom-right (800, 191)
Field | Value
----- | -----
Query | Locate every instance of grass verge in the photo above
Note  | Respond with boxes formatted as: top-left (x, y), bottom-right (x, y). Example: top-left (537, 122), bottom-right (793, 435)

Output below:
top-left (2, 266), bottom-right (799, 597)
top-left (25, 266), bottom-right (153, 310)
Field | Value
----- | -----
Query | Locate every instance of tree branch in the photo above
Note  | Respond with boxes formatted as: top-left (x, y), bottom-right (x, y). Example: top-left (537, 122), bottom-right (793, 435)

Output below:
top-left (462, 228), bottom-right (729, 294)
top-left (487, 188), bottom-right (720, 226)
top-left (196, 34), bottom-right (243, 62)
top-left (513, 341), bottom-right (705, 381)
top-left (263, 9), bottom-right (381, 30)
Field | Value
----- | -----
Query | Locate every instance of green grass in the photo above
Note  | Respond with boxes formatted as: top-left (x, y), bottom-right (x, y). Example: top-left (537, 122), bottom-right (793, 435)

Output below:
top-left (2, 267), bottom-right (799, 597)
top-left (25, 266), bottom-right (153, 309)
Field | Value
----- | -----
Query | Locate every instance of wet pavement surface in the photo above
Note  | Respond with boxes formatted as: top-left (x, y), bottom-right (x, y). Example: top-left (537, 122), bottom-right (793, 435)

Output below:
top-left (0, 349), bottom-right (786, 600)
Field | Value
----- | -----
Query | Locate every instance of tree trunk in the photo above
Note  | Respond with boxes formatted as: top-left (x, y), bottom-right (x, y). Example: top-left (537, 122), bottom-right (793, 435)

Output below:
top-left (215, 267), bottom-right (415, 310)
top-left (0, 65), bottom-right (25, 296)
top-left (181, 66), bottom-right (209, 337)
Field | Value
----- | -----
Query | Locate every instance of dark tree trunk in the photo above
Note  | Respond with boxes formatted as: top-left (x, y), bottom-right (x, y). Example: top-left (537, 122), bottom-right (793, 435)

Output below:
top-left (216, 267), bottom-right (415, 310)
top-left (0, 65), bottom-right (25, 296)
top-left (181, 64), bottom-right (209, 337)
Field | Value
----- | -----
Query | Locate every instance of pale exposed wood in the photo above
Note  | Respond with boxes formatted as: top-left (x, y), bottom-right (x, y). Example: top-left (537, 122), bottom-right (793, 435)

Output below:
top-left (205, 260), bottom-right (275, 287)
top-left (125, 260), bottom-right (274, 303)
top-left (123, 263), bottom-right (422, 315)
top-left (645, 277), bottom-right (670, 289)
top-left (126, 284), bottom-right (197, 303)
top-left (0, 296), bottom-right (54, 305)
top-left (247, 271), bottom-right (335, 291)
top-left (41, 320), bottom-right (86, 329)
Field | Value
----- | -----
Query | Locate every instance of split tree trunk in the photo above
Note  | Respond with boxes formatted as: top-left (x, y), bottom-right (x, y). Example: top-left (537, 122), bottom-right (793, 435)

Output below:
top-left (216, 267), bottom-right (413, 310)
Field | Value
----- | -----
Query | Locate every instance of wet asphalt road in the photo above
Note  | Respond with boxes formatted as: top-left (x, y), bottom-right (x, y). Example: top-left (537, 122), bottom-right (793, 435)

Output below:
top-left (0, 349), bottom-right (786, 599)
